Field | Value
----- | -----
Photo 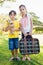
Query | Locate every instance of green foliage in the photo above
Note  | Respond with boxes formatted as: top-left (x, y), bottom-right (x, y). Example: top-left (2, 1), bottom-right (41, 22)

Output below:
top-left (29, 12), bottom-right (43, 34)
top-left (0, 0), bottom-right (16, 2)
top-left (33, 27), bottom-right (43, 34)
top-left (0, 0), bottom-right (16, 6)
top-left (34, 27), bottom-right (43, 31)
top-left (30, 12), bottom-right (43, 26)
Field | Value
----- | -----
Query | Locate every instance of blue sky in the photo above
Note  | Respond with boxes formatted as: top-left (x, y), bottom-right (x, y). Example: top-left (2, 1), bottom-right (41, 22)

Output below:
top-left (0, 0), bottom-right (43, 22)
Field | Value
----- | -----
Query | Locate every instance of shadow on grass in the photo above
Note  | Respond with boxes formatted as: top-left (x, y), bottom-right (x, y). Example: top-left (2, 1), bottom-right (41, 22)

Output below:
top-left (3, 58), bottom-right (42, 65)
top-left (0, 53), bottom-right (43, 65)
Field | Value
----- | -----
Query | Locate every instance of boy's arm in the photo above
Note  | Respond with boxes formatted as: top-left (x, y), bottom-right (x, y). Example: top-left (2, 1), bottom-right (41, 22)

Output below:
top-left (2, 25), bottom-right (9, 32)
top-left (2, 20), bottom-right (9, 32)
top-left (14, 28), bottom-right (20, 31)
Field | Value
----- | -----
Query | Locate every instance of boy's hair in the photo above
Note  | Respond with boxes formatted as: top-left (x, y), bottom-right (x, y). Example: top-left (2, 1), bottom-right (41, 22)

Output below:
top-left (9, 10), bottom-right (16, 16)
top-left (19, 4), bottom-right (26, 9)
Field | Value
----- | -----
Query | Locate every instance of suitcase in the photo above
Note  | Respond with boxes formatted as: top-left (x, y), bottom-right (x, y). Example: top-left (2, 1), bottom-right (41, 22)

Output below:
top-left (19, 38), bottom-right (40, 55)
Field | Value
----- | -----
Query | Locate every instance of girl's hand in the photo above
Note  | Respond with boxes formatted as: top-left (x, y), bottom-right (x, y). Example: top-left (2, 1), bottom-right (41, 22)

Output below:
top-left (23, 33), bottom-right (27, 37)
top-left (29, 32), bottom-right (32, 35)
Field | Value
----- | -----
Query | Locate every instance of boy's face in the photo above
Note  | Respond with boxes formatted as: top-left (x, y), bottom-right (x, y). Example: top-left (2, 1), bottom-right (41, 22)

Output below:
top-left (19, 6), bottom-right (26, 15)
top-left (9, 12), bottom-right (16, 20)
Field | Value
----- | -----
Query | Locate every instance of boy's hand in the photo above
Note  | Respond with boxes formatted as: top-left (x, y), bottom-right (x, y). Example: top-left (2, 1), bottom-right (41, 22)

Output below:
top-left (14, 28), bottom-right (20, 31)
top-left (2, 28), bottom-right (5, 31)
top-left (2, 26), bottom-right (9, 32)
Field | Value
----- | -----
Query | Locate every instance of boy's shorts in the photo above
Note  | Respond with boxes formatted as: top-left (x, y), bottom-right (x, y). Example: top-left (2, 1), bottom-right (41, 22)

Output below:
top-left (9, 38), bottom-right (19, 50)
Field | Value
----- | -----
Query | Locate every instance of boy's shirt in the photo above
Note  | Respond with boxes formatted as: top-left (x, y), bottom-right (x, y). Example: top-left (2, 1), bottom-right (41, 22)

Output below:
top-left (5, 19), bottom-right (20, 38)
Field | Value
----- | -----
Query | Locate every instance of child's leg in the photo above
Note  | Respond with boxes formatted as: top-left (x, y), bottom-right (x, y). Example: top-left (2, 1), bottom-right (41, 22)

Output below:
top-left (9, 38), bottom-right (15, 61)
top-left (26, 55), bottom-right (30, 61)
top-left (15, 49), bottom-right (18, 57)
top-left (11, 50), bottom-right (14, 57)
top-left (9, 50), bottom-right (15, 61)
top-left (15, 49), bottom-right (20, 61)
top-left (21, 34), bottom-right (27, 61)
top-left (26, 35), bottom-right (32, 61)
top-left (9, 38), bottom-right (14, 56)
top-left (22, 55), bottom-right (26, 61)
top-left (14, 38), bottom-right (20, 61)
top-left (14, 38), bottom-right (19, 57)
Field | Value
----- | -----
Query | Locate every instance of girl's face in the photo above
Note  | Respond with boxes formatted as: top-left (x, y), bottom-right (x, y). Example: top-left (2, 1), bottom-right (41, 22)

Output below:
top-left (19, 6), bottom-right (27, 16)
top-left (9, 12), bottom-right (16, 20)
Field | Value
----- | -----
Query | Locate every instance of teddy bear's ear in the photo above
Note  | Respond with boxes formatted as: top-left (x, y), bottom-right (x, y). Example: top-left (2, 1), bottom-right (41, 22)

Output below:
top-left (6, 19), bottom-right (10, 25)
top-left (6, 19), bottom-right (9, 22)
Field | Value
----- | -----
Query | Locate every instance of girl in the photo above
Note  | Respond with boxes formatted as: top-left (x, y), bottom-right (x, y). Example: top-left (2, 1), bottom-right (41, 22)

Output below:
top-left (19, 5), bottom-right (33, 61)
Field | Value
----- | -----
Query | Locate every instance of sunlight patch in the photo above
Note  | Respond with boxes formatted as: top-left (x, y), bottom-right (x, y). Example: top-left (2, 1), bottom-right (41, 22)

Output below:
top-left (40, 48), bottom-right (43, 53)
top-left (0, 42), bottom-right (2, 44)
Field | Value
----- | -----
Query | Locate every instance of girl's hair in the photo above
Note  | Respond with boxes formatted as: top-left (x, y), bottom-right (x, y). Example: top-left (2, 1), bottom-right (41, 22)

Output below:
top-left (9, 10), bottom-right (16, 16)
top-left (19, 4), bottom-right (26, 9)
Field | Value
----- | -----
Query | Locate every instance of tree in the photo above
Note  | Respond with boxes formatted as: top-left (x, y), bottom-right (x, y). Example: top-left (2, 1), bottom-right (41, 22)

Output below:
top-left (29, 12), bottom-right (43, 34)
top-left (0, 0), bottom-right (16, 6)
top-left (30, 12), bottom-right (43, 26)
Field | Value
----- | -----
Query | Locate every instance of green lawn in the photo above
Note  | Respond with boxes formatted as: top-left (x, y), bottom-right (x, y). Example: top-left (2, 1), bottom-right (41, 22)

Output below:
top-left (0, 37), bottom-right (43, 65)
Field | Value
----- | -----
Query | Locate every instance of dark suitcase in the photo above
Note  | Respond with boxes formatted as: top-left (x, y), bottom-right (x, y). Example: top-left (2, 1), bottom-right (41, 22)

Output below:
top-left (19, 38), bottom-right (40, 55)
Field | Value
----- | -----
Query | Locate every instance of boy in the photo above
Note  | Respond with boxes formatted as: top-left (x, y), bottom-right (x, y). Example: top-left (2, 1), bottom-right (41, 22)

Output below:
top-left (3, 10), bottom-right (20, 61)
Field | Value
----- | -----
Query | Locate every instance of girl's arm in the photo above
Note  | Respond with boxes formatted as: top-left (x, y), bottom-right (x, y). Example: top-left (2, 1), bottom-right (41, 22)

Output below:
top-left (29, 18), bottom-right (33, 35)
top-left (19, 22), bottom-right (22, 31)
top-left (19, 22), bottom-right (26, 36)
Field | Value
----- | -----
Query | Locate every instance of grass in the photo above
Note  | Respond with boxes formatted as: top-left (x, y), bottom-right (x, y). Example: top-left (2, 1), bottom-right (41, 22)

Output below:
top-left (0, 36), bottom-right (43, 65)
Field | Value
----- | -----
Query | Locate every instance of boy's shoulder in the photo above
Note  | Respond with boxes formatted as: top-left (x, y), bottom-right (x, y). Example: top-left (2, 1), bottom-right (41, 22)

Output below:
top-left (6, 19), bottom-right (20, 24)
